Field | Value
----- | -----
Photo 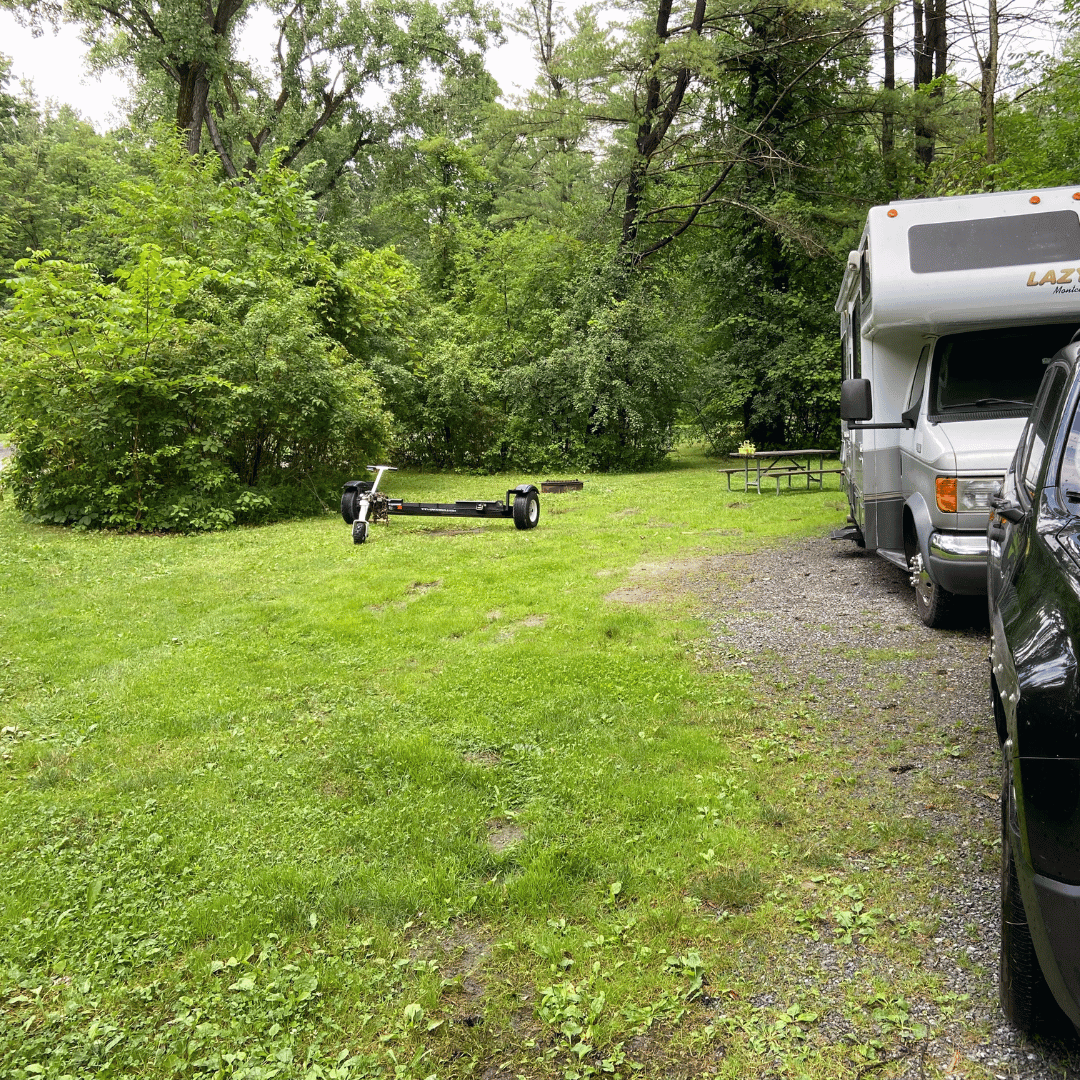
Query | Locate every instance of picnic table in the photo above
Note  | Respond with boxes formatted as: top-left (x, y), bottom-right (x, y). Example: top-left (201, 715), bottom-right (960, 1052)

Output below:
top-left (718, 449), bottom-right (841, 494)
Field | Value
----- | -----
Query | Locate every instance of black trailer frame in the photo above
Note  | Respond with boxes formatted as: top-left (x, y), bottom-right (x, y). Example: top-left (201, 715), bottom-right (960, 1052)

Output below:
top-left (341, 466), bottom-right (540, 544)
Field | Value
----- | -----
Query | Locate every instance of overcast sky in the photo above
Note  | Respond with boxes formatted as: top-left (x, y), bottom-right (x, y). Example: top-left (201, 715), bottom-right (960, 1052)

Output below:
top-left (0, 6), bottom-right (539, 131)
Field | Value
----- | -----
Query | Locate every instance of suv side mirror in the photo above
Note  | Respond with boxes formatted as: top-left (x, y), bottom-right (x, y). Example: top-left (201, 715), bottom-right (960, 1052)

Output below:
top-left (841, 378), bottom-right (873, 422)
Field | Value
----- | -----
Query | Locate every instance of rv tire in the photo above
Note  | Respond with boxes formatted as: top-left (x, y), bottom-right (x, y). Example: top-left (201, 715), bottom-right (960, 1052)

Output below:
top-left (913, 558), bottom-right (955, 628)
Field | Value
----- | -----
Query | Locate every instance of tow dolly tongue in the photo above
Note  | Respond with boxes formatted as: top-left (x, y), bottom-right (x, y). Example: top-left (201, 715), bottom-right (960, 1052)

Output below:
top-left (341, 467), bottom-right (541, 544)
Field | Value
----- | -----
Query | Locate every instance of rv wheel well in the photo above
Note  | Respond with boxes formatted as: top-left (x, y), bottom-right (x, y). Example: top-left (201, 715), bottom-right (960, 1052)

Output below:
top-left (903, 508), bottom-right (918, 564)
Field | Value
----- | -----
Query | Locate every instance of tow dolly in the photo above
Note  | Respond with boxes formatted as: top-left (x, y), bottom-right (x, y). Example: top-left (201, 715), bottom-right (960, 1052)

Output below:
top-left (340, 466), bottom-right (541, 544)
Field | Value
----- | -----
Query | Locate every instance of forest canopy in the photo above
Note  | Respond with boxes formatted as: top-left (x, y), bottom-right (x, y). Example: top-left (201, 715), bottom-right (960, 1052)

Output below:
top-left (0, 0), bottom-right (1078, 528)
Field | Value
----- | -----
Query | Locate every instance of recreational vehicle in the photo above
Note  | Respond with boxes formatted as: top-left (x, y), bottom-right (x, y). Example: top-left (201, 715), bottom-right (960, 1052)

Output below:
top-left (835, 186), bottom-right (1080, 626)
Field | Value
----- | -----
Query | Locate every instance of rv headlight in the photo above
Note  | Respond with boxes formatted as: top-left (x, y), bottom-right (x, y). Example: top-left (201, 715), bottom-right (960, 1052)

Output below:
top-left (958, 477), bottom-right (1004, 512)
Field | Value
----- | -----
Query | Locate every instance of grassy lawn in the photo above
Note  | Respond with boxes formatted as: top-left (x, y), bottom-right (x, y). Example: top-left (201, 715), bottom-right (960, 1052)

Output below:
top-left (1, 451), bottom-right (976, 1079)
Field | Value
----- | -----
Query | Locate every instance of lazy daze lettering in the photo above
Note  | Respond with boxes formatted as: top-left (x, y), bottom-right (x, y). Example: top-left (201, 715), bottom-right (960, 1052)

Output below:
top-left (1025, 268), bottom-right (1080, 294)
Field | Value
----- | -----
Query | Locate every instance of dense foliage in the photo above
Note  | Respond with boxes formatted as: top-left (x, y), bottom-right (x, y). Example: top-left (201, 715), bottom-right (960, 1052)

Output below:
top-left (0, 144), bottom-right (397, 528)
top-left (2, 0), bottom-right (1079, 527)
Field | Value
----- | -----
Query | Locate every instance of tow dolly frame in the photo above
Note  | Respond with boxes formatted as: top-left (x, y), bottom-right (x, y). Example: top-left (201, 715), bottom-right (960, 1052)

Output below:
top-left (341, 466), bottom-right (540, 544)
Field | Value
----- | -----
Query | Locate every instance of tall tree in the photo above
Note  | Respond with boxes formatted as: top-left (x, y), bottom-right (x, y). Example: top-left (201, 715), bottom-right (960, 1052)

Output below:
top-left (2, 0), bottom-right (499, 182)
top-left (882, 3), bottom-right (897, 191)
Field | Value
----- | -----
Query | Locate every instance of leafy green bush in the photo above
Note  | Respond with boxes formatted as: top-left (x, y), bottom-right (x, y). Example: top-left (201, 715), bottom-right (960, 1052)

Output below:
top-left (0, 147), bottom-right (401, 531)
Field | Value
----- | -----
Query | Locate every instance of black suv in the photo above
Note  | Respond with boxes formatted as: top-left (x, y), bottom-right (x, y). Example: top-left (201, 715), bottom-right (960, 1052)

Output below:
top-left (989, 338), bottom-right (1080, 1033)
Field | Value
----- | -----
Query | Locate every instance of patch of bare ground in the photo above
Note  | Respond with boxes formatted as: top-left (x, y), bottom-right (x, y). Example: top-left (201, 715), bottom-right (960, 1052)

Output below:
top-left (679, 535), bottom-right (1080, 1078)
top-left (463, 751), bottom-right (501, 767)
top-left (486, 819), bottom-right (526, 853)
top-left (368, 579), bottom-right (443, 612)
top-left (604, 558), bottom-right (709, 605)
top-left (496, 614), bottom-right (549, 639)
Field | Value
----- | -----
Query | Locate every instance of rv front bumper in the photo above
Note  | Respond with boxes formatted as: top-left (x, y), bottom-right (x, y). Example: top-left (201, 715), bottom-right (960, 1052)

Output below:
top-left (928, 531), bottom-right (988, 595)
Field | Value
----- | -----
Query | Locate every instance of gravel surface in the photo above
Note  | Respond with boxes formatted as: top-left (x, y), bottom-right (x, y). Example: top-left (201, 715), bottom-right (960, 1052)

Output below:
top-left (683, 534), bottom-right (1080, 1078)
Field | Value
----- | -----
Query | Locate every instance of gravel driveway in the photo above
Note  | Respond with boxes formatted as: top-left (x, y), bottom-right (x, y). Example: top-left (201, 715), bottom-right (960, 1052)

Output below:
top-left (684, 534), bottom-right (1080, 1078)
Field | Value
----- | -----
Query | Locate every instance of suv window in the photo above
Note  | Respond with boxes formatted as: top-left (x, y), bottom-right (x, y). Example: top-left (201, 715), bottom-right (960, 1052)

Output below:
top-left (1023, 365), bottom-right (1069, 499)
top-left (1057, 385), bottom-right (1080, 500)
top-left (929, 323), bottom-right (1076, 422)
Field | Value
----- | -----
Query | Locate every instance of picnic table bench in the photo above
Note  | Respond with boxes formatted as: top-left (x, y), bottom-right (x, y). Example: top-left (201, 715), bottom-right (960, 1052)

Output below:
top-left (719, 449), bottom-right (842, 494)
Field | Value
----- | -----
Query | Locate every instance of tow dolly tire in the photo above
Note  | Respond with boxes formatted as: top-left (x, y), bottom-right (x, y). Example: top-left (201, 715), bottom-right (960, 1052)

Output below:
top-left (352, 520), bottom-right (368, 545)
top-left (513, 491), bottom-right (540, 530)
top-left (341, 489), bottom-right (357, 524)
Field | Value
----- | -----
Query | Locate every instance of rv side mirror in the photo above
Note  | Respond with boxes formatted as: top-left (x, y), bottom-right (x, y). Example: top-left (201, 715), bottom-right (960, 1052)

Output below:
top-left (840, 378), bottom-right (873, 422)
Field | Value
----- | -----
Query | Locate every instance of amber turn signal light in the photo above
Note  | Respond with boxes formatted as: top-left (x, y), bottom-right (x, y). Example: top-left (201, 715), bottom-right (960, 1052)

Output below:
top-left (936, 476), bottom-right (958, 512)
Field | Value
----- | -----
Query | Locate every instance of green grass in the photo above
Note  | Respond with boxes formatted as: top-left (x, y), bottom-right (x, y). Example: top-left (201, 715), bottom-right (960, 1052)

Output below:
top-left (0, 451), bottom-right (988, 1079)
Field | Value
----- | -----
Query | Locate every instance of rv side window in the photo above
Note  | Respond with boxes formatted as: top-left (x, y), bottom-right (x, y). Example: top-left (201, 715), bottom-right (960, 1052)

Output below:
top-left (1023, 366), bottom-right (1069, 500)
top-left (860, 247), bottom-right (871, 304)
top-left (909, 210), bottom-right (1080, 274)
top-left (852, 300), bottom-right (862, 379)
top-left (928, 323), bottom-right (1076, 422)
top-left (906, 346), bottom-right (931, 411)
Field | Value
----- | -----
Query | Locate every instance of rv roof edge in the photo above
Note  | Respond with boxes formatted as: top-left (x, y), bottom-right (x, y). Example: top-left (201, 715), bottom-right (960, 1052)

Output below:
top-left (864, 187), bottom-right (1080, 335)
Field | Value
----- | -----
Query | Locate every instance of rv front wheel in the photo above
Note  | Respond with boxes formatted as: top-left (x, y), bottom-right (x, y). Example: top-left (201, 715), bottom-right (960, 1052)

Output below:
top-left (911, 554), bottom-right (955, 628)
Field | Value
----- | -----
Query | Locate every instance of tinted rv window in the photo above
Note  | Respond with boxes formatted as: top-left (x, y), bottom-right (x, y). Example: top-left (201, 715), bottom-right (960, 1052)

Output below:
top-left (928, 323), bottom-right (1077, 422)
top-left (852, 300), bottom-right (862, 378)
top-left (908, 210), bottom-right (1080, 274)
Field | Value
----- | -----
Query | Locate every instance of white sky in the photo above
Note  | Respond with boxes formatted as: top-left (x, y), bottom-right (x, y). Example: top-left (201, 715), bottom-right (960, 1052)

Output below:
top-left (0, 6), bottom-right (539, 132)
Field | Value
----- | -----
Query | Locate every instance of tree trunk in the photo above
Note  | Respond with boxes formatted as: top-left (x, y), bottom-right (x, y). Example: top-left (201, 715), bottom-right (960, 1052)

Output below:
top-left (176, 62), bottom-right (211, 155)
top-left (984, 0), bottom-right (998, 164)
top-left (912, 0), bottom-right (941, 167)
top-left (883, 4), bottom-right (896, 192)
top-left (620, 0), bottom-right (707, 249)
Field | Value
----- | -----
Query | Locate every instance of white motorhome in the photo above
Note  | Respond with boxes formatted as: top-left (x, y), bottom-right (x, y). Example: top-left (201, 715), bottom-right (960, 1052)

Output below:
top-left (836, 186), bottom-right (1080, 625)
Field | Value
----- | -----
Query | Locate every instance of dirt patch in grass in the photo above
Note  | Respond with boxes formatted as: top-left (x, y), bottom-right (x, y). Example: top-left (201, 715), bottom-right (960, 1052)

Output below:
top-left (486, 819), bottom-right (526, 853)
top-left (604, 586), bottom-right (659, 605)
top-left (464, 752), bottom-right (501, 767)
top-left (605, 558), bottom-right (709, 604)
top-left (408, 579), bottom-right (441, 595)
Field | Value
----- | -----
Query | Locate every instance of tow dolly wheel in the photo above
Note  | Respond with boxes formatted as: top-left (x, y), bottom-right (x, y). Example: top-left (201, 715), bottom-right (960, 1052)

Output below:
top-left (513, 490), bottom-right (540, 530)
top-left (341, 489), bottom-right (357, 524)
top-left (352, 520), bottom-right (368, 545)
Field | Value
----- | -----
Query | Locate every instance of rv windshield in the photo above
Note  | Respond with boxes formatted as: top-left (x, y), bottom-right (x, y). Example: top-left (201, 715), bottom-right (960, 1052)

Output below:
top-left (929, 324), bottom-right (1079, 421)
